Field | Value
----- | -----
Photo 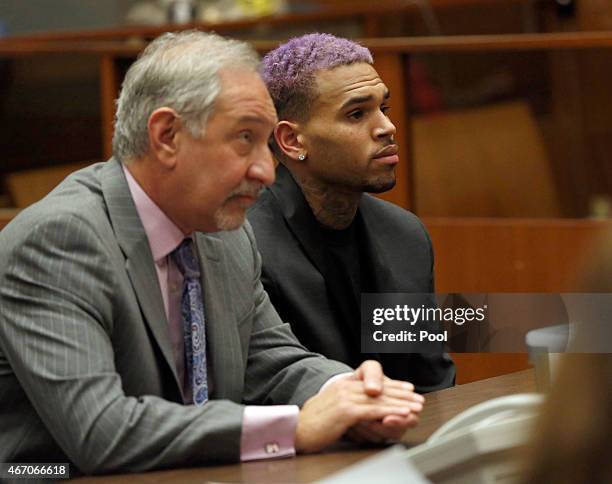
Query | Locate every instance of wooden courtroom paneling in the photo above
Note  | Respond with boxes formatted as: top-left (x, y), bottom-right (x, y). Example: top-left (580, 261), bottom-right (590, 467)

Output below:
top-left (5, 32), bottom-right (612, 212)
top-left (0, 209), bottom-right (19, 231)
top-left (0, 0), bottom-right (539, 44)
top-left (100, 54), bottom-right (122, 159)
top-left (424, 217), bottom-right (612, 383)
top-left (424, 217), bottom-right (611, 292)
top-left (413, 101), bottom-right (561, 217)
top-left (451, 354), bottom-right (531, 385)
top-left (5, 162), bottom-right (90, 208)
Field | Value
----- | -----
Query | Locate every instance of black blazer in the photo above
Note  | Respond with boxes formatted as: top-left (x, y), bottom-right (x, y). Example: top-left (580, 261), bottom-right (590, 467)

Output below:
top-left (248, 165), bottom-right (455, 393)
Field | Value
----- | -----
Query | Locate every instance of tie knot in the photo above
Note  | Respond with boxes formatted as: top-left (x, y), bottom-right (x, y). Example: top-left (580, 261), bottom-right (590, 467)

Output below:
top-left (171, 239), bottom-right (200, 280)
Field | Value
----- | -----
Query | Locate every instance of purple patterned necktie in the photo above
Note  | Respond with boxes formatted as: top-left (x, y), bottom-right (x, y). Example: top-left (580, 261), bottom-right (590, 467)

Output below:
top-left (171, 238), bottom-right (208, 406)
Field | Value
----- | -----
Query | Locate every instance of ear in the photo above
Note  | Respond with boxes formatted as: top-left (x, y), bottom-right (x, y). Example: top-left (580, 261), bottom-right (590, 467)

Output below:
top-left (274, 120), bottom-right (305, 161)
top-left (147, 107), bottom-right (181, 168)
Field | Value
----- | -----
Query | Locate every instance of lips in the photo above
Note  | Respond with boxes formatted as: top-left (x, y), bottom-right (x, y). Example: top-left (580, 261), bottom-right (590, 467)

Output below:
top-left (372, 144), bottom-right (399, 165)
top-left (373, 144), bottom-right (399, 159)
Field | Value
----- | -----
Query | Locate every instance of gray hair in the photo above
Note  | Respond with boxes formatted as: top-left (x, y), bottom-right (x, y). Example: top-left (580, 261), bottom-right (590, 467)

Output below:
top-left (113, 30), bottom-right (260, 162)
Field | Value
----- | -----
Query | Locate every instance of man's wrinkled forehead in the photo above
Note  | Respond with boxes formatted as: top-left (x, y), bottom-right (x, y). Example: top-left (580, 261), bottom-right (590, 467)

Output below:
top-left (215, 68), bottom-right (278, 124)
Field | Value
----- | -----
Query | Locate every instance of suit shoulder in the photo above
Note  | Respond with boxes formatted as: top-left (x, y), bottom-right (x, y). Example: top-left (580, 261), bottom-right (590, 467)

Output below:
top-left (203, 221), bottom-right (258, 256)
top-left (362, 194), bottom-right (427, 233)
top-left (247, 188), bottom-right (280, 225)
top-left (247, 189), bottom-right (288, 249)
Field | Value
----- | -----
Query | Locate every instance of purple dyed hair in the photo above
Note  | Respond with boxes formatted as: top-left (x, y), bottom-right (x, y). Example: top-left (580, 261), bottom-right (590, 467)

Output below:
top-left (261, 33), bottom-right (373, 121)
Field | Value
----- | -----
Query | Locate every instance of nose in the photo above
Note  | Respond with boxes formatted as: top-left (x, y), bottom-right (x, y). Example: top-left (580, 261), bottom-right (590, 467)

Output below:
top-left (247, 144), bottom-right (276, 187)
top-left (373, 111), bottom-right (397, 141)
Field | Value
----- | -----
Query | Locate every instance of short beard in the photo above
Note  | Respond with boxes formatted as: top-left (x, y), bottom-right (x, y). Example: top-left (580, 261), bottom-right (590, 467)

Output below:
top-left (213, 201), bottom-right (249, 231)
top-left (213, 182), bottom-right (263, 231)
top-left (363, 175), bottom-right (396, 194)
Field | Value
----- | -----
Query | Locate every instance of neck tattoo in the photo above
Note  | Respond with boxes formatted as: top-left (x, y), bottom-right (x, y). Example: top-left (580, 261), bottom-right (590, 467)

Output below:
top-left (298, 176), bottom-right (360, 230)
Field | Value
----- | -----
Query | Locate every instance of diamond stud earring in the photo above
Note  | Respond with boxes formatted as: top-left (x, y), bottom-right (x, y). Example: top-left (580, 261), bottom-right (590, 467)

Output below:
top-left (298, 153), bottom-right (306, 161)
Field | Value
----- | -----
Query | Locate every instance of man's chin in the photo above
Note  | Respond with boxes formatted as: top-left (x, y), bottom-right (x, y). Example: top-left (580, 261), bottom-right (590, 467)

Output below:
top-left (363, 177), bottom-right (396, 194)
top-left (213, 209), bottom-right (246, 232)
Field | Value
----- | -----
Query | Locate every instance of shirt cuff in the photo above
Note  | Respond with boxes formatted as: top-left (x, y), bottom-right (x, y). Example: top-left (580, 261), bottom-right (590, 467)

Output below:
top-left (319, 372), bottom-right (352, 393)
top-left (240, 405), bottom-right (299, 461)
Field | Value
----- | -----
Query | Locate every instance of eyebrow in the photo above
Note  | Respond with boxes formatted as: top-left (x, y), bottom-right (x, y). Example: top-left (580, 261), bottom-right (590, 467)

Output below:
top-left (340, 90), bottom-right (390, 110)
top-left (236, 114), bottom-right (278, 125)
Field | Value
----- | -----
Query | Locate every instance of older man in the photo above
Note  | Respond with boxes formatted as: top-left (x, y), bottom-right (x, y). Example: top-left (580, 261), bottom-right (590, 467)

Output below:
top-left (249, 33), bottom-right (455, 393)
top-left (0, 31), bottom-right (423, 474)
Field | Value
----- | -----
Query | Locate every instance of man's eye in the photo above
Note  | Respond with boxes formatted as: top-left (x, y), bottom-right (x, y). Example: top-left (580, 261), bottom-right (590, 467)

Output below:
top-left (238, 131), bottom-right (253, 143)
top-left (381, 105), bottom-right (391, 115)
top-left (348, 109), bottom-right (364, 120)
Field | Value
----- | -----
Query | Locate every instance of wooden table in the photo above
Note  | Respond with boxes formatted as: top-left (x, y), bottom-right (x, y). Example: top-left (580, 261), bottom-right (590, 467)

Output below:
top-left (74, 370), bottom-right (536, 483)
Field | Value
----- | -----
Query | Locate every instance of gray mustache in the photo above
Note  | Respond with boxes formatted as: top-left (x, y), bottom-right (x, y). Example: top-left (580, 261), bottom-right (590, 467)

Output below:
top-left (228, 183), bottom-right (263, 199)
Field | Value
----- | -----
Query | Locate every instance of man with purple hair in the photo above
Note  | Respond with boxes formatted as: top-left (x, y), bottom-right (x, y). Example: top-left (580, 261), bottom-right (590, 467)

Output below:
top-left (249, 33), bottom-right (455, 394)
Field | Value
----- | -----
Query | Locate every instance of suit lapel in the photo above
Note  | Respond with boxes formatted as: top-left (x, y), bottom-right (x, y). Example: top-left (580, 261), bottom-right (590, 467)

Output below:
top-left (269, 165), bottom-right (328, 276)
top-left (194, 233), bottom-right (243, 402)
top-left (270, 166), bottom-right (364, 346)
top-left (271, 170), bottom-right (397, 361)
top-left (358, 196), bottom-right (398, 292)
top-left (100, 159), bottom-right (182, 395)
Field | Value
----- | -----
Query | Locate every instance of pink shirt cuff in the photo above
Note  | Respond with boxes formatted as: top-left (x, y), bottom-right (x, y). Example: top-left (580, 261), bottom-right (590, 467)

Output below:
top-left (240, 405), bottom-right (299, 461)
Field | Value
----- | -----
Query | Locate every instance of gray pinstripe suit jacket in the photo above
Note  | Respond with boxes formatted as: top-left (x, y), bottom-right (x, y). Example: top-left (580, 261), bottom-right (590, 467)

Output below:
top-left (0, 159), bottom-right (350, 474)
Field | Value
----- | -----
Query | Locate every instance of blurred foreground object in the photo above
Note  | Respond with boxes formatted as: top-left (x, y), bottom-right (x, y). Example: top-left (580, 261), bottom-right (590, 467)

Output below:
top-left (523, 230), bottom-right (612, 484)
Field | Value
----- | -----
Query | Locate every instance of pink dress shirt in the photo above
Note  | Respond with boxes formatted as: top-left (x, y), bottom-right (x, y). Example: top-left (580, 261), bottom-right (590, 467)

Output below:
top-left (122, 165), bottom-right (298, 461)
